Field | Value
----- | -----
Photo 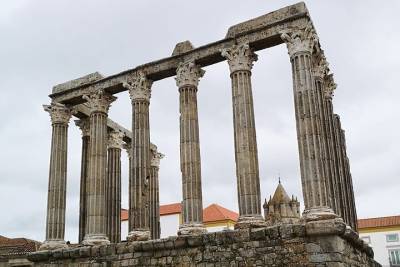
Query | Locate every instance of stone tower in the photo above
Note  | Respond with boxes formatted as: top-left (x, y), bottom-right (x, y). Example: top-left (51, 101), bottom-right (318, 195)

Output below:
top-left (263, 180), bottom-right (300, 225)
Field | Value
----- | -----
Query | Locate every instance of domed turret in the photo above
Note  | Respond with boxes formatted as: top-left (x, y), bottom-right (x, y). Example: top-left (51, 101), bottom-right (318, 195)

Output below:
top-left (263, 179), bottom-right (300, 225)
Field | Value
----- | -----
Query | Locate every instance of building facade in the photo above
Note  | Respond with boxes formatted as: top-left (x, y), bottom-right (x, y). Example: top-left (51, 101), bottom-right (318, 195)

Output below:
top-left (121, 203), bottom-right (238, 239)
top-left (359, 216), bottom-right (400, 266)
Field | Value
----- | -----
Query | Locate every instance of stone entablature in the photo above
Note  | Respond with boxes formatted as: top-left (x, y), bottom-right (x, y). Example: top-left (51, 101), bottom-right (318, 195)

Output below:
top-left (48, 2), bottom-right (310, 104)
top-left (28, 221), bottom-right (379, 266)
top-left (39, 2), bottom-right (366, 265)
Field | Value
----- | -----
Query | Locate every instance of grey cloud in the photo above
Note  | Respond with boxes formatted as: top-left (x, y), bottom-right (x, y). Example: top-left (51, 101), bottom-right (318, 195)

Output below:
top-left (0, 0), bottom-right (399, 243)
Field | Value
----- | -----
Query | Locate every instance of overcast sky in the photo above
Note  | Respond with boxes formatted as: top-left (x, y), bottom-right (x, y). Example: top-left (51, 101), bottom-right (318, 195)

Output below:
top-left (0, 0), bottom-right (399, 243)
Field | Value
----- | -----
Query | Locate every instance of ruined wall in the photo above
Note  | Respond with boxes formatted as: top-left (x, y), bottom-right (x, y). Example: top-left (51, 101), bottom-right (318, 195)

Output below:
top-left (28, 221), bottom-right (380, 267)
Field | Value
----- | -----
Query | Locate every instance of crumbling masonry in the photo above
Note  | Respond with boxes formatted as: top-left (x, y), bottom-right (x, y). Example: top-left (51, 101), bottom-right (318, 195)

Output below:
top-left (29, 2), bottom-right (380, 266)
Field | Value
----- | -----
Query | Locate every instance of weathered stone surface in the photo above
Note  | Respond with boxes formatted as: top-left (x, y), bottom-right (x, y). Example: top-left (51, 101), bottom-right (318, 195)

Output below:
top-left (28, 224), bottom-right (380, 266)
top-left (52, 72), bottom-right (104, 94)
top-left (172, 41), bottom-right (194, 56)
top-left (226, 2), bottom-right (308, 38)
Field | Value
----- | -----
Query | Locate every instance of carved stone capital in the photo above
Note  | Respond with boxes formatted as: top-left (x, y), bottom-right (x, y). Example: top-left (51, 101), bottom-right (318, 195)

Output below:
top-left (221, 42), bottom-right (258, 73)
top-left (108, 130), bottom-right (124, 149)
top-left (43, 102), bottom-right (72, 125)
top-left (150, 143), bottom-right (164, 168)
top-left (175, 60), bottom-right (205, 88)
top-left (74, 118), bottom-right (90, 136)
top-left (123, 142), bottom-right (132, 158)
top-left (125, 71), bottom-right (153, 102)
top-left (151, 151), bottom-right (164, 168)
top-left (83, 89), bottom-right (117, 114)
top-left (324, 73), bottom-right (336, 99)
top-left (280, 22), bottom-right (319, 58)
top-left (312, 52), bottom-right (329, 79)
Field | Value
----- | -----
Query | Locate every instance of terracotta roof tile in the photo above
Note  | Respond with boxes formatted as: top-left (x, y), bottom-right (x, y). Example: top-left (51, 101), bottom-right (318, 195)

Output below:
top-left (203, 204), bottom-right (238, 223)
top-left (121, 203), bottom-right (239, 223)
top-left (358, 215), bottom-right (400, 229)
top-left (0, 236), bottom-right (40, 255)
top-left (121, 209), bottom-right (128, 221)
top-left (160, 203), bottom-right (182, 215)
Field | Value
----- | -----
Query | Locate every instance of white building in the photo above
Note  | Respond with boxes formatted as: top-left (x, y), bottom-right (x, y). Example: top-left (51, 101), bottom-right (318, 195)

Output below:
top-left (121, 203), bottom-right (238, 239)
top-left (359, 215), bottom-right (400, 266)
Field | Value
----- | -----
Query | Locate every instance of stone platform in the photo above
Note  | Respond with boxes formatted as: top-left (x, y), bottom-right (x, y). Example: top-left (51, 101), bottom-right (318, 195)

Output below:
top-left (28, 220), bottom-right (380, 267)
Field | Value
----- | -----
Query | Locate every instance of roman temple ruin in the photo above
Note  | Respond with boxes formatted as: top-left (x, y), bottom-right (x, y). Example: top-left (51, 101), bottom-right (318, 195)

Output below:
top-left (29, 2), bottom-right (380, 266)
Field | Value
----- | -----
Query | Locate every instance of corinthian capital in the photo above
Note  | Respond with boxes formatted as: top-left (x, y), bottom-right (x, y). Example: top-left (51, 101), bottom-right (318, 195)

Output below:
top-left (74, 118), bottom-right (90, 136)
top-left (83, 89), bottom-right (117, 114)
top-left (175, 61), bottom-right (205, 88)
top-left (324, 73), bottom-right (336, 99)
top-left (150, 144), bottom-right (164, 168)
top-left (123, 142), bottom-right (132, 159)
top-left (124, 71), bottom-right (153, 102)
top-left (280, 22), bottom-right (319, 57)
top-left (108, 130), bottom-right (124, 149)
top-left (221, 42), bottom-right (258, 73)
top-left (312, 52), bottom-right (329, 79)
top-left (43, 102), bottom-right (72, 124)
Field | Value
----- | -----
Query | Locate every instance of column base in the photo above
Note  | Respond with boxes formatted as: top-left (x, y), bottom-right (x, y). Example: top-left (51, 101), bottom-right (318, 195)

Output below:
top-left (82, 234), bottom-right (110, 246)
top-left (178, 223), bottom-right (207, 236)
top-left (234, 215), bottom-right (266, 229)
top-left (127, 229), bottom-right (150, 242)
top-left (39, 239), bottom-right (68, 251)
top-left (302, 206), bottom-right (338, 222)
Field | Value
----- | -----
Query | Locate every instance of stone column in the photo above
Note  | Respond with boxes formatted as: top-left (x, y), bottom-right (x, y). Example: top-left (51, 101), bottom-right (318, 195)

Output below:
top-left (333, 115), bottom-right (357, 230)
top-left (221, 42), bottom-right (264, 227)
top-left (340, 129), bottom-right (358, 231)
top-left (323, 75), bottom-right (344, 219)
top-left (312, 54), bottom-right (336, 213)
top-left (149, 144), bottom-right (164, 239)
top-left (40, 102), bottom-right (72, 250)
top-left (175, 60), bottom-right (207, 235)
top-left (106, 130), bottom-right (124, 243)
top-left (332, 116), bottom-right (350, 225)
top-left (281, 23), bottom-right (336, 220)
top-left (125, 71), bottom-right (152, 241)
top-left (82, 90), bottom-right (116, 245)
top-left (75, 118), bottom-right (90, 244)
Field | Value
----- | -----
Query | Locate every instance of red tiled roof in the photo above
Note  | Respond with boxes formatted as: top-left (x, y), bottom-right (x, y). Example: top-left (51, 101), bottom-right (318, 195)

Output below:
top-left (121, 203), bottom-right (238, 223)
top-left (0, 236), bottom-right (41, 255)
top-left (203, 203), bottom-right (238, 223)
top-left (121, 209), bottom-right (128, 221)
top-left (160, 203), bottom-right (182, 215)
top-left (358, 215), bottom-right (400, 229)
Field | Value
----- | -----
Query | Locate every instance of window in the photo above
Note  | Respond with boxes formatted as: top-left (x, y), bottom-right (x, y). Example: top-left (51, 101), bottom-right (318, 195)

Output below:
top-left (361, 236), bottom-right (371, 244)
top-left (389, 249), bottom-right (400, 266)
top-left (387, 234), bottom-right (399, 242)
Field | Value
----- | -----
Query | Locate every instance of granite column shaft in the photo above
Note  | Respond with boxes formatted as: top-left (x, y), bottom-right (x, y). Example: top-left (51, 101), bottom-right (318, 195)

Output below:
top-left (221, 42), bottom-right (264, 227)
top-left (149, 144), bottom-right (163, 239)
top-left (41, 103), bottom-right (71, 250)
top-left (126, 72), bottom-right (152, 241)
top-left (75, 119), bottom-right (90, 244)
top-left (106, 131), bottom-right (123, 243)
top-left (83, 90), bottom-right (116, 245)
top-left (281, 25), bottom-right (335, 220)
top-left (176, 61), bottom-right (206, 235)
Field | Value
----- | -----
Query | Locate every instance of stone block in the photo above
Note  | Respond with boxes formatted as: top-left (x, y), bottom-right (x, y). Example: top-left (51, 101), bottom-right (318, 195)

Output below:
top-left (116, 243), bottom-right (128, 254)
top-left (250, 228), bottom-right (266, 240)
top-left (306, 219), bottom-right (346, 236)
top-left (90, 246), bottom-right (101, 257)
top-left (141, 240), bottom-right (154, 251)
top-left (174, 236), bottom-right (187, 249)
top-left (153, 239), bottom-right (165, 250)
top-left (69, 247), bottom-right (81, 258)
top-left (79, 246), bottom-right (91, 257)
top-left (52, 248), bottom-right (64, 259)
top-left (187, 235), bottom-right (203, 247)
